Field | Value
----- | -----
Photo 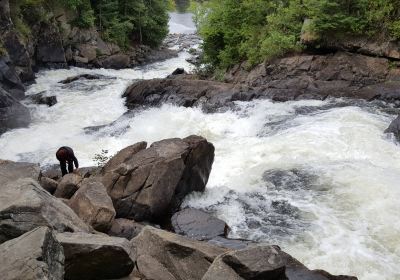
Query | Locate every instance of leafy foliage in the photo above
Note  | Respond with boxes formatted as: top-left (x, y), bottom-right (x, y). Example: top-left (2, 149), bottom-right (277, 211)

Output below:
top-left (198, 0), bottom-right (400, 69)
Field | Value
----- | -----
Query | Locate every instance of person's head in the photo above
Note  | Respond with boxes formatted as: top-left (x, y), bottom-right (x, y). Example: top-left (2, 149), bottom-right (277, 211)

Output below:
top-left (56, 148), bottom-right (68, 160)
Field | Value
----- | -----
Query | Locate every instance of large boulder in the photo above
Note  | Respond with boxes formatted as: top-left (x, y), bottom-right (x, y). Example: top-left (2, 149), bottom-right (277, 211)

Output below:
top-left (56, 232), bottom-right (134, 280)
top-left (0, 56), bottom-right (26, 99)
top-left (99, 136), bottom-right (215, 222)
top-left (131, 226), bottom-right (228, 280)
top-left (0, 227), bottom-right (64, 280)
top-left (39, 176), bottom-right (58, 194)
top-left (0, 160), bottom-right (40, 185)
top-left (202, 245), bottom-right (285, 280)
top-left (54, 173), bottom-right (84, 199)
top-left (108, 218), bottom-right (144, 240)
top-left (122, 78), bottom-right (258, 112)
top-left (385, 114), bottom-right (400, 141)
top-left (0, 178), bottom-right (91, 243)
top-left (69, 178), bottom-right (116, 232)
top-left (171, 208), bottom-right (229, 240)
top-left (0, 87), bottom-right (30, 134)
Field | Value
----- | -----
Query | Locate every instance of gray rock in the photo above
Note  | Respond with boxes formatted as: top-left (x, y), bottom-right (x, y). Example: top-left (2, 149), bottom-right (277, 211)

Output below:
top-left (131, 226), bottom-right (228, 280)
top-left (57, 232), bottom-right (134, 280)
top-left (0, 178), bottom-right (91, 243)
top-left (0, 160), bottom-right (40, 185)
top-left (100, 136), bottom-right (214, 222)
top-left (108, 218), bottom-right (144, 240)
top-left (54, 173), bottom-right (84, 199)
top-left (36, 21), bottom-right (66, 65)
top-left (385, 114), bottom-right (400, 141)
top-left (0, 227), bottom-right (64, 280)
top-left (171, 208), bottom-right (229, 240)
top-left (29, 92), bottom-right (57, 107)
top-left (39, 176), bottom-right (58, 194)
top-left (0, 87), bottom-right (30, 134)
top-left (208, 236), bottom-right (256, 250)
top-left (77, 43), bottom-right (97, 62)
top-left (100, 54), bottom-right (130, 69)
top-left (69, 178), bottom-right (116, 232)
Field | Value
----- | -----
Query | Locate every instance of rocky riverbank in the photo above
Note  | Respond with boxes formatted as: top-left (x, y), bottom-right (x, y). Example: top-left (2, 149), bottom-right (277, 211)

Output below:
top-left (0, 135), bottom-right (357, 280)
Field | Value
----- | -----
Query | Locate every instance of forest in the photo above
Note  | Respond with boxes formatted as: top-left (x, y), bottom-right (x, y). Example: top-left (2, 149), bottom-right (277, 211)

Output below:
top-left (9, 0), bottom-right (170, 48)
top-left (196, 0), bottom-right (400, 69)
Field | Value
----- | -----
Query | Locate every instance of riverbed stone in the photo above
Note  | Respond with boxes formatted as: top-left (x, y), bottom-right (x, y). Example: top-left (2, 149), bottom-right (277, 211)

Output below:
top-left (0, 178), bottom-right (91, 243)
top-left (57, 232), bottom-right (134, 280)
top-left (171, 208), bottom-right (229, 240)
top-left (0, 227), bottom-right (64, 280)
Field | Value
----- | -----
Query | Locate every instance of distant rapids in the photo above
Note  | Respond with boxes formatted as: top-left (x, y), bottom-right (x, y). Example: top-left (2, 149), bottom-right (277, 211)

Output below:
top-left (0, 12), bottom-right (399, 280)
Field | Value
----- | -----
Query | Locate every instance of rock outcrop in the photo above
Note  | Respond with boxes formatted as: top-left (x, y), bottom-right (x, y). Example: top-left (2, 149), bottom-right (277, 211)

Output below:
top-left (29, 92), bottom-right (57, 107)
top-left (385, 114), bottom-right (400, 141)
top-left (0, 87), bottom-right (30, 134)
top-left (0, 178), bottom-right (91, 243)
top-left (171, 208), bottom-right (229, 240)
top-left (69, 178), bottom-right (116, 232)
top-left (57, 232), bottom-right (134, 280)
top-left (123, 78), bottom-right (258, 112)
top-left (99, 136), bottom-right (215, 222)
top-left (0, 227), bottom-right (64, 280)
top-left (132, 226), bottom-right (228, 280)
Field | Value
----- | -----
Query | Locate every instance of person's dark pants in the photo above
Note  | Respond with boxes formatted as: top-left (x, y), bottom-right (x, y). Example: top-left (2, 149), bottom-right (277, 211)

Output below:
top-left (60, 160), bottom-right (74, 176)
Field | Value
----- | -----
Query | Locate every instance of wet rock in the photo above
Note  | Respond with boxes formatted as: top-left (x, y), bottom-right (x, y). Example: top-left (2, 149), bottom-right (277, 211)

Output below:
top-left (54, 173), bottom-right (84, 199)
top-left (0, 87), bottom-right (30, 134)
top-left (0, 227), bottom-right (64, 280)
top-left (60, 73), bottom-right (112, 84)
top-left (69, 178), bottom-right (116, 232)
top-left (208, 237), bottom-right (256, 250)
top-left (132, 226), bottom-right (228, 280)
top-left (171, 67), bottom-right (185, 75)
top-left (57, 232), bottom-right (134, 280)
top-left (384, 114), bottom-right (400, 140)
top-left (123, 78), bottom-right (258, 112)
top-left (0, 56), bottom-right (26, 99)
top-left (202, 245), bottom-right (286, 280)
top-left (29, 92), bottom-right (57, 106)
top-left (171, 208), bottom-right (229, 240)
top-left (0, 160), bottom-right (40, 185)
top-left (108, 218), bottom-right (144, 240)
top-left (39, 176), bottom-right (58, 194)
top-left (73, 56), bottom-right (88, 64)
top-left (100, 136), bottom-right (215, 222)
top-left (100, 54), bottom-right (130, 69)
top-left (0, 178), bottom-right (91, 243)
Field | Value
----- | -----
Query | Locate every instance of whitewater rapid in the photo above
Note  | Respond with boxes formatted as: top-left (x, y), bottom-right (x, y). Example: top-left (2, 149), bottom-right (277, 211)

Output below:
top-left (0, 14), bottom-right (399, 280)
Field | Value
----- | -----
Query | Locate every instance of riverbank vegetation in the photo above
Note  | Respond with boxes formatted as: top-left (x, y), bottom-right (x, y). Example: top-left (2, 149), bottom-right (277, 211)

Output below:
top-left (196, 0), bottom-right (400, 69)
top-left (9, 0), bottom-right (169, 48)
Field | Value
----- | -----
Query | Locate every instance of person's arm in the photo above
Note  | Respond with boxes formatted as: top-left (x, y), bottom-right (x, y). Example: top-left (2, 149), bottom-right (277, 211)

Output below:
top-left (73, 156), bottom-right (79, 169)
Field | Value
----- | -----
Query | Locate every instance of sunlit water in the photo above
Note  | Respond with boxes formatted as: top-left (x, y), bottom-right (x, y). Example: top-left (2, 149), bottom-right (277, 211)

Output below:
top-left (0, 13), bottom-right (399, 280)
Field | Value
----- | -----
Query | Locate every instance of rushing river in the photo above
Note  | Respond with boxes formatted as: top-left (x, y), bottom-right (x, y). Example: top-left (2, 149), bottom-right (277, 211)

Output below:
top-left (1, 13), bottom-right (400, 280)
